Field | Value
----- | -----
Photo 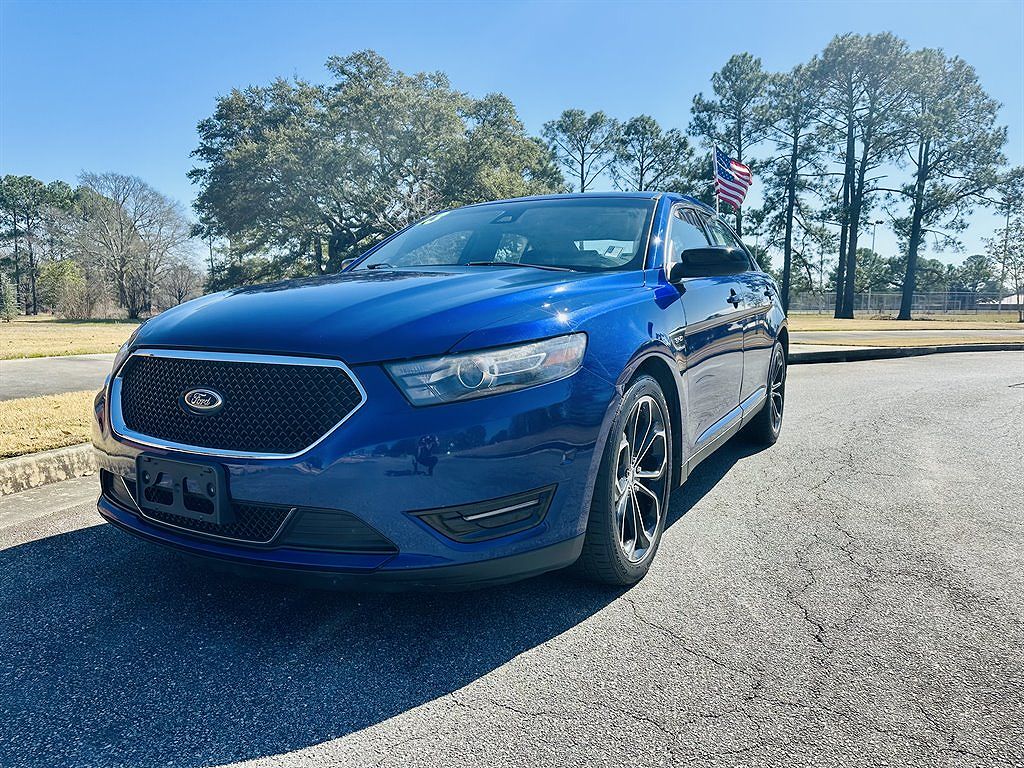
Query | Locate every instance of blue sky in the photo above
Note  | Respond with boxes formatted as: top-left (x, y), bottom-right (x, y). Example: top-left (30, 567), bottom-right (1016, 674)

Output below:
top-left (2, 0), bottom-right (1022, 264)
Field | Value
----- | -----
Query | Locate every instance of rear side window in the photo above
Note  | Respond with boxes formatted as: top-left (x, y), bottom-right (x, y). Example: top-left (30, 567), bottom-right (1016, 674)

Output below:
top-left (667, 208), bottom-right (709, 262)
top-left (705, 217), bottom-right (743, 249)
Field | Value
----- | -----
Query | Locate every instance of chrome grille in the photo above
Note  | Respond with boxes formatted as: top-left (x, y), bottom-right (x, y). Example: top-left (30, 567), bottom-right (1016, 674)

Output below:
top-left (113, 351), bottom-right (364, 457)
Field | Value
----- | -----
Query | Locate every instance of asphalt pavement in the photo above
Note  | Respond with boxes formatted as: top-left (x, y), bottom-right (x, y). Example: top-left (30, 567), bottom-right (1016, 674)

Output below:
top-left (1, 351), bottom-right (1022, 767)
top-left (0, 353), bottom-right (114, 400)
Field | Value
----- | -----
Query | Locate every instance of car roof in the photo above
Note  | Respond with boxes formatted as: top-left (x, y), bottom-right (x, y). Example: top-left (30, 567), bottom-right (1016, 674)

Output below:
top-left (461, 191), bottom-right (715, 214)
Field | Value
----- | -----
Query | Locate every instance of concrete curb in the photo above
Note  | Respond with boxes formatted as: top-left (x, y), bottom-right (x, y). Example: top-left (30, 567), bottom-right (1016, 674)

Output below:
top-left (790, 342), bottom-right (1024, 365)
top-left (1, 443), bottom-right (96, 496)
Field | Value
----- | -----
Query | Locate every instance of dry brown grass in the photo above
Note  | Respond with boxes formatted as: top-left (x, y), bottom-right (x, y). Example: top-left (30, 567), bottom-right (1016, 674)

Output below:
top-left (0, 316), bottom-right (138, 359)
top-left (787, 314), bottom-right (1023, 331)
top-left (791, 335), bottom-right (1022, 347)
top-left (0, 390), bottom-right (95, 458)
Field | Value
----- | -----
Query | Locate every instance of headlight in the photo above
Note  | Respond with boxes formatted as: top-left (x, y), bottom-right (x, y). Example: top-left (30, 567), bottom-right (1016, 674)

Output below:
top-left (386, 334), bottom-right (587, 406)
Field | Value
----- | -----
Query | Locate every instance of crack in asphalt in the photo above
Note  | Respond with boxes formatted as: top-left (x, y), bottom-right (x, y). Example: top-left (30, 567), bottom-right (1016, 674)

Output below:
top-left (4, 353), bottom-right (1024, 768)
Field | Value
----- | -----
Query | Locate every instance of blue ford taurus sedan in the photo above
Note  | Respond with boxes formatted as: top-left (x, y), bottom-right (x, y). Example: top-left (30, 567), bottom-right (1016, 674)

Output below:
top-left (92, 193), bottom-right (787, 589)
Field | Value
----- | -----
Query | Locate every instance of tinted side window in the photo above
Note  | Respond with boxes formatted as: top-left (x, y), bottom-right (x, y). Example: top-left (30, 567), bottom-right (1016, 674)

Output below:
top-left (705, 218), bottom-right (743, 249)
top-left (667, 209), bottom-right (709, 262)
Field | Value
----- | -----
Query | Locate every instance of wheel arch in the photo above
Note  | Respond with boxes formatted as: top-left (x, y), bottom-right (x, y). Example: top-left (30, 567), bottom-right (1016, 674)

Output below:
top-left (626, 354), bottom-right (684, 489)
top-left (778, 324), bottom-right (789, 358)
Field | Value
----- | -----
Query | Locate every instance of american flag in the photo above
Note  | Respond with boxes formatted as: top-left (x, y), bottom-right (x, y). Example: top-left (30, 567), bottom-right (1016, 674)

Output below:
top-left (713, 148), bottom-right (752, 209)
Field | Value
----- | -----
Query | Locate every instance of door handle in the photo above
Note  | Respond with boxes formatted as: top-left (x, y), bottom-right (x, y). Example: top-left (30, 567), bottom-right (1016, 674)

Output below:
top-left (727, 290), bottom-right (742, 307)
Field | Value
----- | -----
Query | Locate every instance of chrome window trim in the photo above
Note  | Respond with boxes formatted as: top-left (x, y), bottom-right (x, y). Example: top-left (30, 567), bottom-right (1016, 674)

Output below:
top-left (110, 348), bottom-right (368, 460)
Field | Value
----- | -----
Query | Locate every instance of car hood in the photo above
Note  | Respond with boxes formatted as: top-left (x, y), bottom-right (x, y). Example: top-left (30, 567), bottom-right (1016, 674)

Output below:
top-left (133, 267), bottom-right (644, 364)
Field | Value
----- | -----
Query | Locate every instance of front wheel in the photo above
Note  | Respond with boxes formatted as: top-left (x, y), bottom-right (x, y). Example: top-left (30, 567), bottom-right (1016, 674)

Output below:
top-left (744, 340), bottom-right (786, 446)
top-left (577, 375), bottom-right (672, 586)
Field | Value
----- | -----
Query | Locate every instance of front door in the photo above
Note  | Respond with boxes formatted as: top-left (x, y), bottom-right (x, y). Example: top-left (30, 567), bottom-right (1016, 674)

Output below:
top-left (704, 217), bottom-right (774, 405)
top-left (665, 207), bottom-right (746, 455)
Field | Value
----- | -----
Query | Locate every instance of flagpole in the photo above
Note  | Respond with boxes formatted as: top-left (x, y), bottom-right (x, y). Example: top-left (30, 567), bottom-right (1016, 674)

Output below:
top-left (711, 147), bottom-right (720, 216)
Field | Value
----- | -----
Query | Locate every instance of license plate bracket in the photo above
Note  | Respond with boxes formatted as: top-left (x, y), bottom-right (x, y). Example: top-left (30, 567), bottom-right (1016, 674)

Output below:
top-left (136, 455), bottom-right (232, 525)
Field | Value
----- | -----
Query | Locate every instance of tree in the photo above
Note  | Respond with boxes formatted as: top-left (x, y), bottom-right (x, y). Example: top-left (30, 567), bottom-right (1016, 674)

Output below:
top-left (609, 115), bottom-right (694, 192)
top-left (817, 33), bottom-right (912, 318)
top-left (889, 50), bottom-right (1006, 319)
top-left (541, 109), bottom-right (619, 193)
top-left (987, 213), bottom-right (1024, 322)
top-left (949, 254), bottom-right (997, 295)
top-left (0, 270), bottom-right (15, 321)
top-left (161, 257), bottom-right (204, 308)
top-left (852, 248), bottom-right (896, 291)
top-left (193, 51), bottom-right (564, 279)
top-left (689, 53), bottom-right (770, 235)
top-left (443, 93), bottom-right (566, 203)
top-left (761, 64), bottom-right (822, 311)
top-left (38, 259), bottom-right (85, 316)
top-left (75, 172), bottom-right (191, 318)
top-left (0, 176), bottom-right (73, 314)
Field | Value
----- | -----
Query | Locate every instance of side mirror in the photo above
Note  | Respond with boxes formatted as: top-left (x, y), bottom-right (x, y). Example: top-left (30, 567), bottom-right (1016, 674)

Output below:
top-left (340, 258), bottom-right (357, 271)
top-left (669, 247), bottom-right (749, 282)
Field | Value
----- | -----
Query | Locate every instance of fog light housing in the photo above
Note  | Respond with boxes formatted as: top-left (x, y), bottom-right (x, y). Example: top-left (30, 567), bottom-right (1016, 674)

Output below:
top-left (410, 485), bottom-right (557, 543)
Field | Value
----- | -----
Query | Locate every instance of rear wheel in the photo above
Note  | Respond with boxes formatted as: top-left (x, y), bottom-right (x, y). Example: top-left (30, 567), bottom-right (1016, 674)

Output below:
top-left (744, 340), bottom-right (786, 446)
top-left (577, 375), bottom-right (672, 586)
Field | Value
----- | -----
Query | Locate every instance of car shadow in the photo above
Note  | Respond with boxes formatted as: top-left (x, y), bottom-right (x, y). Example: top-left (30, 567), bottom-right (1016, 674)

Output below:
top-left (665, 438), bottom-right (768, 528)
top-left (0, 440), bottom-right (758, 768)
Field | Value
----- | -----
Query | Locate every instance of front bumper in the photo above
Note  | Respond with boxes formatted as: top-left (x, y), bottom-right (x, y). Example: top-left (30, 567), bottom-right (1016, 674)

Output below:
top-left (92, 358), bottom-right (617, 588)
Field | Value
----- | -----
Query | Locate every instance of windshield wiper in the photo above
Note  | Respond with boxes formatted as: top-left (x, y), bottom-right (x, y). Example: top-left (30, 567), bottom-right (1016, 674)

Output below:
top-left (365, 262), bottom-right (394, 270)
top-left (465, 261), bottom-right (574, 273)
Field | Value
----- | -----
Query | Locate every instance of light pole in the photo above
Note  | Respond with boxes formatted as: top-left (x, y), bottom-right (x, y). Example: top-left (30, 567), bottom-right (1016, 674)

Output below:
top-left (869, 220), bottom-right (883, 314)
top-left (998, 198), bottom-right (1014, 315)
top-left (870, 219), bottom-right (883, 256)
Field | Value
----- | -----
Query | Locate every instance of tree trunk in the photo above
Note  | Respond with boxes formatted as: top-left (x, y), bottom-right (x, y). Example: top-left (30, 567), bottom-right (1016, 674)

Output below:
top-left (26, 235), bottom-right (38, 315)
top-left (840, 142), bottom-right (871, 320)
top-left (314, 237), bottom-right (325, 274)
top-left (781, 133), bottom-right (799, 313)
top-left (898, 140), bottom-right (930, 320)
top-left (326, 234), bottom-right (344, 272)
top-left (834, 104), bottom-right (856, 318)
top-left (839, 191), bottom-right (861, 319)
top-left (12, 210), bottom-right (25, 314)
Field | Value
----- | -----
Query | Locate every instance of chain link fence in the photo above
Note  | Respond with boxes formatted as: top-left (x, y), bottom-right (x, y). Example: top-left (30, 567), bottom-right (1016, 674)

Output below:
top-left (787, 291), bottom-right (1020, 315)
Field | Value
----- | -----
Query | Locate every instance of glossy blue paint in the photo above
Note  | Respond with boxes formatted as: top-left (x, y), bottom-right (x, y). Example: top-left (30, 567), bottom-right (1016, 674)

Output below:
top-left (92, 192), bottom-right (785, 588)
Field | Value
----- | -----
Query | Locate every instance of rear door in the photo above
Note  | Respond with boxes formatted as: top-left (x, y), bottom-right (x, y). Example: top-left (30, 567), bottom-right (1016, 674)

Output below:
top-left (667, 207), bottom-right (746, 455)
top-left (704, 217), bottom-right (774, 406)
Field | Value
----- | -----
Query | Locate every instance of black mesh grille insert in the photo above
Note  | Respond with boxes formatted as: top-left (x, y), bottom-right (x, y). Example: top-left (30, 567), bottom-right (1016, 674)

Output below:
top-left (102, 471), bottom-right (396, 551)
top-left (118, 354), bottom-right (362, 455)
top-left (143, 501), bottom-right (292, 543)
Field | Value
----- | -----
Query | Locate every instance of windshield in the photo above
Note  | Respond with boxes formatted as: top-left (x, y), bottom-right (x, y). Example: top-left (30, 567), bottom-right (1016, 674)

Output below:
top-left (356, 197), bottom-right (656, 273)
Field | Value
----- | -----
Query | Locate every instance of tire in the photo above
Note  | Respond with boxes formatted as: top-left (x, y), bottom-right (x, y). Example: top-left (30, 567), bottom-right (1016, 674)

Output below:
top-left (744, 340), bottom-right (786, 446)
top-left (577, 375), bottom-right (673, 586)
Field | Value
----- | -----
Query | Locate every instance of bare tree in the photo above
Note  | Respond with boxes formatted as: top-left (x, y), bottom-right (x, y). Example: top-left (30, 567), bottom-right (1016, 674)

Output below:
top-left (161, 257), bottom-right (205, 308)
top-left (75, 172), bottom-right (191, 318)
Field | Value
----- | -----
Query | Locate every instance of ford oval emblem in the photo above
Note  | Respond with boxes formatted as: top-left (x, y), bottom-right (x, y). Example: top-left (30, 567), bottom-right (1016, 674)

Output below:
top-left (181, 388), bottom-right (224, 415)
